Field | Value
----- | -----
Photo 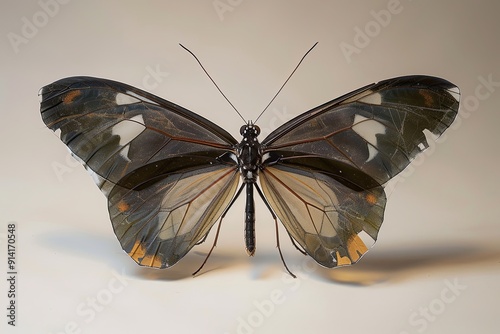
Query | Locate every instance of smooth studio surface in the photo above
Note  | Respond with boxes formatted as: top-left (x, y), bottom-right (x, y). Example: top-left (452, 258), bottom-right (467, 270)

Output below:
top-left (1, 1), bottom-right (499, 333)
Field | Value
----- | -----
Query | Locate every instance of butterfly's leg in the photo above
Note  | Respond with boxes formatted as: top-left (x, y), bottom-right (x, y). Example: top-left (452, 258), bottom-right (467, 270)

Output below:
top-left (254, 184), bottom-right (296, 278)
top-left (287, 232), bottom-right (307, 256)
top-left (192, 183), bottom-right (246, 276)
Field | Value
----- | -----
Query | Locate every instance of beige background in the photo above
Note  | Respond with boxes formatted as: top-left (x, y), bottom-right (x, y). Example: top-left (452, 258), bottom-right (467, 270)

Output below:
top-left (1, 1), bottom-right (499, 333)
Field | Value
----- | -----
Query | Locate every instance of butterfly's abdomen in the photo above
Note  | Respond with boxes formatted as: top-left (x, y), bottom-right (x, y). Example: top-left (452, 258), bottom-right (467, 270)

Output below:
top-left (245, 182), bottom-right (256, 256)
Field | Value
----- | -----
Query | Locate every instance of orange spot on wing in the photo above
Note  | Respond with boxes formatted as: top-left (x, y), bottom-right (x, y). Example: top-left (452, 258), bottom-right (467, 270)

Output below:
top-left (129, 240), bottom-right (145, 260)
top-left (365, 193), bottom-right (378, 205)
top-left (63, 90), bottom-right (81, 104)
top-left (117, 200), bottom-right (130, 212)
top-left (346, 234), bottom-right (368, 262)
top-left (142, 254), bottom-right (163, 268)
top-left (336, 251), bottom-right (352, 266)
top-left (419, 89), bottom-right (434, 106)
top-left (128, 240), bottom-right (163, 268)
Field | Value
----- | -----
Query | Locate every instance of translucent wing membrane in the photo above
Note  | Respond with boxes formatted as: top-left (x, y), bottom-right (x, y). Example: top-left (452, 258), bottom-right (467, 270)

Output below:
top-left (263, 76), bottom-right (460, 186)
top-left (260, 165), bottom-right (385, 267)
top-left (261, 76), bottom-right (459, 267)
top-left (109, 165), bottom-right (239, 268)
top-left (40, 77), bottom-right (239, 268)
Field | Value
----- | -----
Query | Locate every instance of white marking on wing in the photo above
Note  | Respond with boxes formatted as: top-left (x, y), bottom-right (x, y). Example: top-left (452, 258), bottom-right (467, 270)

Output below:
top-left (126, 91), bottom-right (159, 105)
top-left (359, 92), bottom-right (382, 105)
top-left (111, 115), bottom-right (146, 160)
top-left (352, 115), bottom-right (386, 162)
top-left (341, 89), bottom-right (373, 104)
top-left (115, 91), bottom-right (160, 106)
top-left (448, 86), bottom-right (460, 102)
top-left (120, 145), bottom-right (131, 162)
top-left (115, 92), bottom-right (140, 105)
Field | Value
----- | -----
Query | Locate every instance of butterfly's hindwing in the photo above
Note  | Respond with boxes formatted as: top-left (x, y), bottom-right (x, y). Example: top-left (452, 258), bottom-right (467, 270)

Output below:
top-left (260, 164), bottom-right (385, 267)
top-left (109, 164), bottom-right (239, 268)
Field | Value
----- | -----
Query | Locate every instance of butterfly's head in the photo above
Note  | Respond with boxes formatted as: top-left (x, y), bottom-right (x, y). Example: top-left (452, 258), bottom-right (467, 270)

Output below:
top-left (240, 122), bottom-right (260, 138)
top-left (239, 122), bottom-right (261, 152)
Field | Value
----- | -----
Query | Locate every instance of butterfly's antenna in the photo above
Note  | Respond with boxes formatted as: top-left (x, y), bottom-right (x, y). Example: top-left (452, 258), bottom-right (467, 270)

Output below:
top-left (254, 42), bottom-right (318, 124)
top-left (180, 43), bottom-right (246, 123)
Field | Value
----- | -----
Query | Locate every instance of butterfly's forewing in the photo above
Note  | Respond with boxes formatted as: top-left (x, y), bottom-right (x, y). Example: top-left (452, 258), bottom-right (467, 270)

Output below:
top-left (260, 76), bottom-right (460, 267)
top-left (40, 77), bottom-right (239, 268)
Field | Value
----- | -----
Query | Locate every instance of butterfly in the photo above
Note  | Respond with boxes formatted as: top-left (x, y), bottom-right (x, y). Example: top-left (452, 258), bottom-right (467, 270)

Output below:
top-left (40, 50), bottom-right (459, 276)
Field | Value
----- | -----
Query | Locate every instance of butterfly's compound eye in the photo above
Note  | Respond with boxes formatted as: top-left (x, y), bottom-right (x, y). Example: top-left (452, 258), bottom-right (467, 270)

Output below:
top-left (240, 125), bottom-right (247, 135)
top-left (253, 125), bottom-right (260, 136)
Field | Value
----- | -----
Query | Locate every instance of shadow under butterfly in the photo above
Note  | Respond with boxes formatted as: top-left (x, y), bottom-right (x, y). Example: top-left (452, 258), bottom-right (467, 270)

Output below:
top-left (39, 44), bottom-right (460, 277)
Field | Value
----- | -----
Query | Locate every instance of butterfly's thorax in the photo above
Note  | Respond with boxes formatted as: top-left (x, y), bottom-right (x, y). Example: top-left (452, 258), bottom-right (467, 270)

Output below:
top-left (237, 123), bottom-right (262, 183)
